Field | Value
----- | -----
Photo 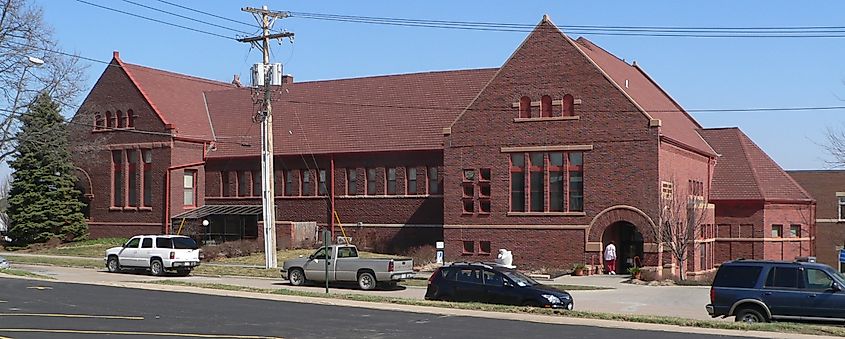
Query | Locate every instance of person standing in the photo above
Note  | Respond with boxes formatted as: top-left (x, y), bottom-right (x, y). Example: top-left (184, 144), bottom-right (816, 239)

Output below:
top-left (604, 241), bottom-right (617, 275)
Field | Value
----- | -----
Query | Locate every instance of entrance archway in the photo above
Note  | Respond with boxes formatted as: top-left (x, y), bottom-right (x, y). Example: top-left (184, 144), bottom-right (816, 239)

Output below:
top-left (602, 221), bottom-right (644, 274)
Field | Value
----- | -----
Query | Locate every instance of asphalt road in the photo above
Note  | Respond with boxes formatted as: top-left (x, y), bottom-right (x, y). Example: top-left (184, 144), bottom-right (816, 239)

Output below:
top-left (0, 277), bottom-right (751, 339)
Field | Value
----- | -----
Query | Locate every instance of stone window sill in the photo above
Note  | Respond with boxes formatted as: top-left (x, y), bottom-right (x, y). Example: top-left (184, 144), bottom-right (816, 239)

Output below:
top-left (507, 211), bottom-right (586, 217)
top-left (514, 116), bottom-right (580, 123)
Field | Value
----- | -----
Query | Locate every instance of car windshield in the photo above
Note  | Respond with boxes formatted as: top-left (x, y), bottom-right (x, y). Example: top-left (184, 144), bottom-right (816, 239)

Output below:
top-left (502, 270), bottom-right (538, 287)
top-left (172, 238), bottom-right (198, 250)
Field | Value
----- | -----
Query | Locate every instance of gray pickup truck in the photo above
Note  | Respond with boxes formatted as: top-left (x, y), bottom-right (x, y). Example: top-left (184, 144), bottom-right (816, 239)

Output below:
top-left (281, 245), bottom-right (414, 290)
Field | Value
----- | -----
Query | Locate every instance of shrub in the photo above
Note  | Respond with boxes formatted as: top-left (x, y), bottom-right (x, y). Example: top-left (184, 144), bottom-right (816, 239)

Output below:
top-left (201, 240), bottom-right (263, 261)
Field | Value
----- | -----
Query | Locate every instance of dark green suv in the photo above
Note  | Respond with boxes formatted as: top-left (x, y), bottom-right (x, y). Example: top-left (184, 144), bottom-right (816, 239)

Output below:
top-left (707, 259), bottom-right (845, 323)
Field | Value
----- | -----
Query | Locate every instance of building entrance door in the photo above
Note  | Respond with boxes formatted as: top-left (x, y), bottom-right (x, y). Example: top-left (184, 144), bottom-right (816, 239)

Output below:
top-left (602, 221), bottom-right (644, 275)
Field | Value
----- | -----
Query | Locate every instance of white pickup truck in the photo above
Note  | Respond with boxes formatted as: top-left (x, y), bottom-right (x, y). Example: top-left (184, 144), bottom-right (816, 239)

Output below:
top-left (104, 235), bottom-right (201, 276)
top-left (281, 245), bottom-right (414, 290)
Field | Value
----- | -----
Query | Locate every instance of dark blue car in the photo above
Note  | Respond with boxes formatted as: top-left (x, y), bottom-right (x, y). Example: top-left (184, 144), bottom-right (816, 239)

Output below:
top-left (424, 262), bottom-right (574, 310)
top-left (707, 259), bottom-right (845, 323)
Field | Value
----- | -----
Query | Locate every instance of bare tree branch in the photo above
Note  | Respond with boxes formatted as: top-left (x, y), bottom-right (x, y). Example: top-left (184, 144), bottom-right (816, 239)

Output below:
top-left (0, 0), bottom-right (87, 164)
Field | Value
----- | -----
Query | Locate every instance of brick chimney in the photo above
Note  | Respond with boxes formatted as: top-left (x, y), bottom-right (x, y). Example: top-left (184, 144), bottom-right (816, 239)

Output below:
top-left (232, 74), bottom-right (242, 88)
top-left (281, 74), bottom-right (294, 84)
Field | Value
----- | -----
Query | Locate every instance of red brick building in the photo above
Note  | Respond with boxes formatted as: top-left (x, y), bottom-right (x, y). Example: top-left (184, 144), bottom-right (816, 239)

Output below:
top-left (69, 17), bottom-right (814, 275)
top-left (788, 170), bottom-right (845, 270)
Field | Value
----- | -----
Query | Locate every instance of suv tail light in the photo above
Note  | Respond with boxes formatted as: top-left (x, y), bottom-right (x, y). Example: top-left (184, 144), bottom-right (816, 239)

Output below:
top-left (428, 268), bottom-right (442, 285)
top-left (170, 251), bottom-right (175, 260)
top-left (388, 261), bottom-right (394, 272)
top-left (709, 287), bottom-right (714, 304)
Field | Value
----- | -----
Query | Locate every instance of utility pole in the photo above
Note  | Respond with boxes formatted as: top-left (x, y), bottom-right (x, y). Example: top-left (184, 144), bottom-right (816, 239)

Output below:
top-left (238, 6), bottom-right (294, 269)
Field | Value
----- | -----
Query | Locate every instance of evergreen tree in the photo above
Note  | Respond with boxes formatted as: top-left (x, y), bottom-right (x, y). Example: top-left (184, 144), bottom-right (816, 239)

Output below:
top-left (7, 93), bottom-right (87, 244)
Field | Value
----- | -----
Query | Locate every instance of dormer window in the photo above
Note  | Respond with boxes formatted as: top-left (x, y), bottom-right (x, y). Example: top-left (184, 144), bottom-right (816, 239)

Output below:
top-left (519, 96), bottom-right (531, 118)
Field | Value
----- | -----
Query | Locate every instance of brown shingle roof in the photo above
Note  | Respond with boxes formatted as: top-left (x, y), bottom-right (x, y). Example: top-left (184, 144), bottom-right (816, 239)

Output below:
top-left (205, 68), bottom-right (497, 158)
top-left (573, 37), bottom-right (716, 156)
top-left (699, 127), bottom-right (812, 202)
top-left (116, 55), bottom-right (233, 140)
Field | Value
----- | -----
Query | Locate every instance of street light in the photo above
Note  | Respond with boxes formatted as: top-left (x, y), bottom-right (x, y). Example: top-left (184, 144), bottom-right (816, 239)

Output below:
top-left (10, 56), bottom-right (45, 115)
top-left (26, 56), bottom-right (44, 66)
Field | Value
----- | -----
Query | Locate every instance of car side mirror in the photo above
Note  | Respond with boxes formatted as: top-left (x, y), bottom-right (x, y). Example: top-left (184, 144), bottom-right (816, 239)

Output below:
top-left (832, 282), bottom-right (841, 292)
top-left (308, 255), bottom-right (314, 260)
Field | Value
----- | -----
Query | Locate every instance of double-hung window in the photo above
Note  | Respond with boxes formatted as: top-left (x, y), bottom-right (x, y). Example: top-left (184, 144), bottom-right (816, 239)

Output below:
top-left (347, 169), bottom-right (357, 195)
top-left (183, 170), bottom-right (196, 206)
top-left (839, 196), bottom-right (845, 221)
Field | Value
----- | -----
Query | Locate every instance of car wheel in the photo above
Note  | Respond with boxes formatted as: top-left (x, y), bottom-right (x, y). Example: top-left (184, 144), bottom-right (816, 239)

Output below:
top-left (735, 307), bottom-right (767, 323)
top-left (150, 259), bottom-right (164, 277)
top-left (358, 272), bottom-right (377, 290)
top-left (106, 256), bottom-right (121, 273)
top-left (288, 268), bottom-right (306, 286)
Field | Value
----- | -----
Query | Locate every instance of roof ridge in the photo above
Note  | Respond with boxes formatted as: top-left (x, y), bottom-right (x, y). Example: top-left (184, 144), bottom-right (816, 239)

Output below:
top-left (299, 67), bottom-right (499, 84)
top-left (733, 129), bottom-right (766, 200)
top-left (736, 129), bottom-right (813, 201)
top-left (123, 62), bottom-right (233, 87)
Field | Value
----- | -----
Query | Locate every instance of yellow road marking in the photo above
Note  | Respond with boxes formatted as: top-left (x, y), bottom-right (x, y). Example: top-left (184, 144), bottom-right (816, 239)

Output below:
top-left (0, 313), bottom-right (144, 320)
top-left (0, 328), bottom-right (282, 338)
top-left (25, 286), bottom-right (51, 290)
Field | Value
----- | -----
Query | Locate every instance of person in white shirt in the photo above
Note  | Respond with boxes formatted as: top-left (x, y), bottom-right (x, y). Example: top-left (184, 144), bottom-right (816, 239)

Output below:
top-left (604, 241), bottom-right (617, 275)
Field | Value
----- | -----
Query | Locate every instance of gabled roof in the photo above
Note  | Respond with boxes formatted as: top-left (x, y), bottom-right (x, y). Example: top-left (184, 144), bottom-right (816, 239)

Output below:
top-left (699, 127), bottom-right (813, 202)
top-left (205, 68), bottom-right (497, 158)
top-left (573, 37), bottom-right (716, 157)
top-left (114, 54), bottom-right (233, 140)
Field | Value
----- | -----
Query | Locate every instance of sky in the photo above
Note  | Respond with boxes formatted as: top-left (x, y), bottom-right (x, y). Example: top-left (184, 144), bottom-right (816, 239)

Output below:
top-left (20, 0), bottom-right (845, 173)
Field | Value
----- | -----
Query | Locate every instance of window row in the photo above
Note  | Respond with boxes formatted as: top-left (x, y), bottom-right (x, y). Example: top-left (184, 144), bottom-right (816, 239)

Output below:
top-left (462, 240), bottom-right (492, 255)
top-left (518, 95), bottom-right (575, 119)
top-left (219, 167), bottom-right (442, 198)
top-left (95, 110), bottom-right (136, 130)
top-left (462, 168), bottom-right (491, 214)
top-left (688, 179), bottom-right (704, 197)
top-left (510, 152), bottom-right (583, 213)
top-left (111, 149), bottom-right (153, 208)
top-left (771, 224), bottom-right (803, 238)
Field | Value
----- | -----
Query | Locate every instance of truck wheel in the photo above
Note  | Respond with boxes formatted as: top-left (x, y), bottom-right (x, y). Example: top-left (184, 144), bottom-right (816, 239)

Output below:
top-left (358, 271), bottom-right (377, 290)
top-left (288, 268), bottom-right (306, 286)
top-left (106, 256), bottom-right (121, 273)
top-left (735, 307), bottom-right (767, 323)
top-left (150, 259), bottom-right (164, 276)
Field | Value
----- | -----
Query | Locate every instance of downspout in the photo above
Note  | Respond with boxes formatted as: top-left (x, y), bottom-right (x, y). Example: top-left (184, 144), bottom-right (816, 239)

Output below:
top-left (330, 155), bottom-right (335, 239)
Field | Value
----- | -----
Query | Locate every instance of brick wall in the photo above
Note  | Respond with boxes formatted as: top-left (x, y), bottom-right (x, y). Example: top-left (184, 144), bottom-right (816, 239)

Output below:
top-left (69, 60), bottom-right (174, 237)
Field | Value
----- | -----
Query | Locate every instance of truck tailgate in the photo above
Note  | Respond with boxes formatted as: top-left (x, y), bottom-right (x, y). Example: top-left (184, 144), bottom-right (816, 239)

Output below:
top-left (392, 258), bottom-right (413, 272)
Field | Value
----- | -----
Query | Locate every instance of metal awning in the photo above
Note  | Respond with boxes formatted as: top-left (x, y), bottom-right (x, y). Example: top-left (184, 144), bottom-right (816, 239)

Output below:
top-left (171, 205), bottom-right (263, 220)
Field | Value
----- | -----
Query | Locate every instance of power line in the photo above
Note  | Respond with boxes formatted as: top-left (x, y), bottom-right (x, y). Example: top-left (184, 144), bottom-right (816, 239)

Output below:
top-left (119, 0), bottom-right (252, 35)
top-left (154, 0), bottom-right (257, 30)
top-left (290, 12), bottom-right (845, 38)
top-left (71, 0), bottom-right (236, 40)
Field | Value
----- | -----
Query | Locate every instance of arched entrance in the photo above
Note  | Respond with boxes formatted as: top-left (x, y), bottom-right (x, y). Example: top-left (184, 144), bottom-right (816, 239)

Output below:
top-left (602, 221), bottom-right (644, 274)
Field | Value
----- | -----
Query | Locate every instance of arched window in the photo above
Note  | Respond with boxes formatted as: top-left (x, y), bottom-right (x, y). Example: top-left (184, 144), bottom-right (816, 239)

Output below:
top-left (116, 110), bottom-right (125, 128)
top-left (94, 113), bottom-right (103, 130)
top-left (127, 109), bottom-right (135, 128)
top-left (541, 95), bottom-right (552, 118)
top-left (563, 94), bottom-right (575, 117)
top-left (519, 96), bottom-right (531, 118)
top-left (105, 111), bottom-right (113, 128)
